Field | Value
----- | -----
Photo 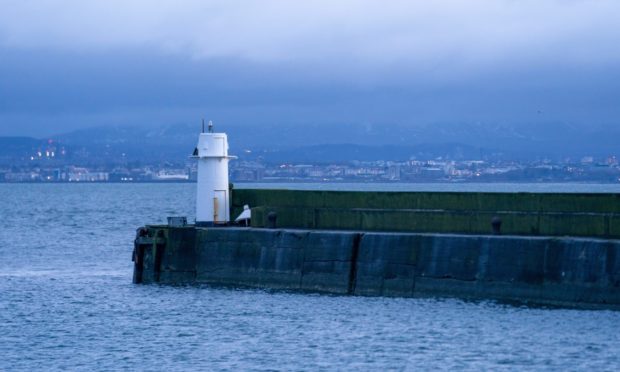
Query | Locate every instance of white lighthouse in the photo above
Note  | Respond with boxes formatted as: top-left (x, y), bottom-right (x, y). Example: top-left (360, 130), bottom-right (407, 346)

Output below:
top-left (192, 121), bottom-right (235, 226)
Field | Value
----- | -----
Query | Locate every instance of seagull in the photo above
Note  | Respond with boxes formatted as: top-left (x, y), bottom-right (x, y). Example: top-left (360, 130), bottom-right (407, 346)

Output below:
top-left (235, 205), bottom-right (252, 226)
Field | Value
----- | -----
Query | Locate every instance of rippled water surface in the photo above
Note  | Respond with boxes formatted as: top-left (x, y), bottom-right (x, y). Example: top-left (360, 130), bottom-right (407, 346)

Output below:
top-left (1, 183), bottom-right (620, 371)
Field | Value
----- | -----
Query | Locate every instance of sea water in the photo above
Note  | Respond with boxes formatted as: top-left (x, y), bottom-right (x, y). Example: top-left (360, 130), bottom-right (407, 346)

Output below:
top-left (1, 183), bottom-right (620, 371)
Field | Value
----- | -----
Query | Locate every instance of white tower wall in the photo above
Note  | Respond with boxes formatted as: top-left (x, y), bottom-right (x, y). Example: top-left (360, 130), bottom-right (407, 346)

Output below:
top-left (193, 131), bottom-right (234, 225)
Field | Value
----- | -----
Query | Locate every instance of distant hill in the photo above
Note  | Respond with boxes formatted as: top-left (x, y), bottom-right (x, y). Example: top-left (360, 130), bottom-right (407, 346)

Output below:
top-left (0, 137), bottom-right (42, 156)
top-left (0, 137), bottom-right (50, 165)
top-left (1, 121), bottom-right (618, 165)
top-left (50, 123), bottom-right (502, 163)
top-left (246, 143), bottom-right (493, 164)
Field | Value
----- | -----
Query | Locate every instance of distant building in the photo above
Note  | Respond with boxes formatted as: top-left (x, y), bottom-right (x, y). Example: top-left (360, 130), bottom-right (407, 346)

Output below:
top-left (581, 156), bottom-right (594, 165)
top-left (152, 169), bottom-right (189, 181)
top-left (64, 167), bottom-right (109, 182)
top-left (386, 165), bottom-right (401, 180)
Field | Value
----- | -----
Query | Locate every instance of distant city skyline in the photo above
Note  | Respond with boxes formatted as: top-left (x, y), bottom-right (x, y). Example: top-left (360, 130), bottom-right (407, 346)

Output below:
top-left (1, 1), bottom-right (619, 137)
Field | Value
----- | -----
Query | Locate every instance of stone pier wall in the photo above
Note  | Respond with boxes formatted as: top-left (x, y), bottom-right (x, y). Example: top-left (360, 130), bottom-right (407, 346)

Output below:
top-left (133, 226), bottom-right (620, 309)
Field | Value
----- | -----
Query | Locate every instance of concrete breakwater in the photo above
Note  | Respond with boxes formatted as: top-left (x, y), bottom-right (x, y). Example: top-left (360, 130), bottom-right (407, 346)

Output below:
top-left (133, 226), bottom-right (620, 309)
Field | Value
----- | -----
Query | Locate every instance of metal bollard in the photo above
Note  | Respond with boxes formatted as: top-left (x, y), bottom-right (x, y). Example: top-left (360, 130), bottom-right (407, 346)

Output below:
top-left (491, 216), bottom-right (502, 235)
top-left (267, 212), bottom-right (277, 229)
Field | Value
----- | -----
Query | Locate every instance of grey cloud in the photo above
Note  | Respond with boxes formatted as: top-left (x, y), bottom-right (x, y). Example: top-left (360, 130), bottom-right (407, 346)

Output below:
top-left (1, 1), bottom-right (619, 71)
top-left (1, 1), bottom-right (619, 137)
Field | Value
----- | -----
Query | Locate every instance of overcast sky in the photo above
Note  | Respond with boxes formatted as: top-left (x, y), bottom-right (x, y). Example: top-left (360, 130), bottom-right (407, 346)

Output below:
top-left (1, 0), bottom-right (619, 136)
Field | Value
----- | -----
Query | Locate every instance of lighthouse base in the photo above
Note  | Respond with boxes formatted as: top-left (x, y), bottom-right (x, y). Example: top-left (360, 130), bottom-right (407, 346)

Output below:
top-left (195, 221), bottom-right (230, 227)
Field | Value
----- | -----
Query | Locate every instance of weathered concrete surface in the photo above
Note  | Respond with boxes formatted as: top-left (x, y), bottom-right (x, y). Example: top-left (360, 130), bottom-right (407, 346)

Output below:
top-left (232, 189), bottom-right (620, 238)
top-left (134, 226), bottom-right (620, 309)
top-left (138, 226), bottom-right (358, 294)
top-left (194, 228), bottom-right (304, 289)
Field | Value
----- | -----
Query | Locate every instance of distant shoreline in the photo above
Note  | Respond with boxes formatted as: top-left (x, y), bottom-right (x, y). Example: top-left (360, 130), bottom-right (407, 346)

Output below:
top-left (3, 181), bottom-right (620, 194)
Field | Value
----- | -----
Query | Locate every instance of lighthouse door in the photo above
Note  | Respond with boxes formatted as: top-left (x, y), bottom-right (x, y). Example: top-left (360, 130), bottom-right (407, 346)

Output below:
top-left (213, 190), bottom-right (228, 224)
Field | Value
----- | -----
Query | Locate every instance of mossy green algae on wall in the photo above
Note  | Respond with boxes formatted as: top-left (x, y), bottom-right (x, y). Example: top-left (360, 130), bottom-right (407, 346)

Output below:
top-left (232, 189), bottom-right (620, 213)
top-left (234, 189), bottom-right (620, 238)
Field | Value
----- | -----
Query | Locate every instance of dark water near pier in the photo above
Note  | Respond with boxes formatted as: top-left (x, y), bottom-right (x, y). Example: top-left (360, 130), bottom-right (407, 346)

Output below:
top-left (1, 183), bottom-right (620, 371)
